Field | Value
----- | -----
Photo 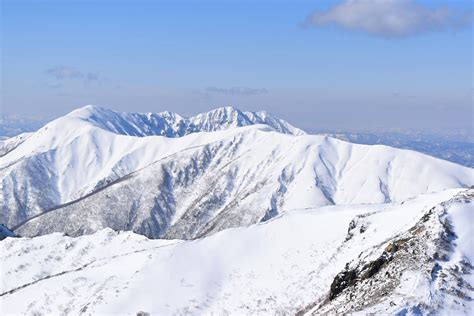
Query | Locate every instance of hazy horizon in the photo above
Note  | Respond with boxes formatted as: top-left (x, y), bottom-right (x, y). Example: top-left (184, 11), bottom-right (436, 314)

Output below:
top-left (1, 0), bottom-right (473, 135)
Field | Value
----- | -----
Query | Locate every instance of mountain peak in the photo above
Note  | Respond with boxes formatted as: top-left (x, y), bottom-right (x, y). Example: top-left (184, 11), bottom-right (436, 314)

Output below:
top-left (195, 106), bottom-right (246, 119)
top-left (68, 104), bottom-right (107, 116)
top-left (192, 106), bottom-right (251, 129)
top-left (213, 105), bottom-right (240, 112)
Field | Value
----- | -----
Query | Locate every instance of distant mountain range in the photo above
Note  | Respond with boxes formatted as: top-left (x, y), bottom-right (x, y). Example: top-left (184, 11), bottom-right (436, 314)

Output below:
top-left (0, 114), bottom-right (47, 138)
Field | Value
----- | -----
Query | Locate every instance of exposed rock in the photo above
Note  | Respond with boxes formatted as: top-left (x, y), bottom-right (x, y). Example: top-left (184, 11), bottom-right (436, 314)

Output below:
top-left (307, 190), bottom-right (474, 315)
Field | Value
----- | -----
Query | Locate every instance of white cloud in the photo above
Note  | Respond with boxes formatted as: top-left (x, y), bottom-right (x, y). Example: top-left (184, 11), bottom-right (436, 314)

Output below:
top-left (305, 0), bottom-right (472, 38)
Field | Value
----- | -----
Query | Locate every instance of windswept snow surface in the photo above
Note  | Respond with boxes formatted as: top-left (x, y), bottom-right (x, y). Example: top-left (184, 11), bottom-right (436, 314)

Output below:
top-left (1, 106), bottom-right (473, 239)
top-left (1, 189), bottom-right (472, 315)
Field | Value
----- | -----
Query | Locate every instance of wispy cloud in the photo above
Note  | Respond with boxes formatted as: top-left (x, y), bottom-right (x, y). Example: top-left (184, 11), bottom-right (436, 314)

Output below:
top-left (205, 86), bottom-right (268, 96)
top-left (304, 0), bottom-right (473, 38)
top-left (45, 66), bottom-right (103, 86)
top-left (46, 66), bottom-right (85, 80)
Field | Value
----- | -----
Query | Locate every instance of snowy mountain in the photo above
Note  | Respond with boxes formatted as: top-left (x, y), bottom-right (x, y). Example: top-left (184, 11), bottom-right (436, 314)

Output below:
top-left (1, 105), bottom-right (473, 239)
top-left (1, 105), bottom-right (473, 315)
top-left (1, 189), bottom-right (472, 315)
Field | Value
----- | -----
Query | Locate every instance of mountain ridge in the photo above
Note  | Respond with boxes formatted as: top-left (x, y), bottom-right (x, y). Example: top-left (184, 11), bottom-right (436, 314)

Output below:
top-left (1, 105), bottom-right (473, 239)
top-left (65, 104), bottom-right (306, 137)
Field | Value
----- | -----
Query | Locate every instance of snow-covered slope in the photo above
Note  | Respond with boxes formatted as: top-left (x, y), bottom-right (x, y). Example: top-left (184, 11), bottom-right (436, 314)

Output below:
top-left (0, 106), bottom-right (301, 228)
top-left (0, 132), bottom-right (33, 157)
top-left (2, 189), bottom-right (472, 315)
top-left (1, 105), bottom-right (473, 239)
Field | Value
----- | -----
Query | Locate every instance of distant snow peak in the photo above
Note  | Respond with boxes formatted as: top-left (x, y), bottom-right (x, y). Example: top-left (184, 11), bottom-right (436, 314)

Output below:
top-left (64, 105), bottom-right (306, 137)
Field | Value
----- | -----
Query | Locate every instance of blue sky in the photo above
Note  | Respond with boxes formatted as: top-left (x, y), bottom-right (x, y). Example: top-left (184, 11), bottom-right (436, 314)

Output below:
top-left (1, 0), bottom-right (472, 133)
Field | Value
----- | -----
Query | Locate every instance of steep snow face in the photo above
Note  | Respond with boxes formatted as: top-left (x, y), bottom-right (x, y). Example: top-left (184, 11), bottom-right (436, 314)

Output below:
top-left (1, 189), bottom-right (472, 315)
top-left (1, 106), bottom-right (473, 238)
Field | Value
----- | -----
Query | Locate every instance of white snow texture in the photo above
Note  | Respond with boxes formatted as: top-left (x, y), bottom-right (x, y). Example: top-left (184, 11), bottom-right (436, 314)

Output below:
top-left (0, 105), bottom-right (473, 315)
